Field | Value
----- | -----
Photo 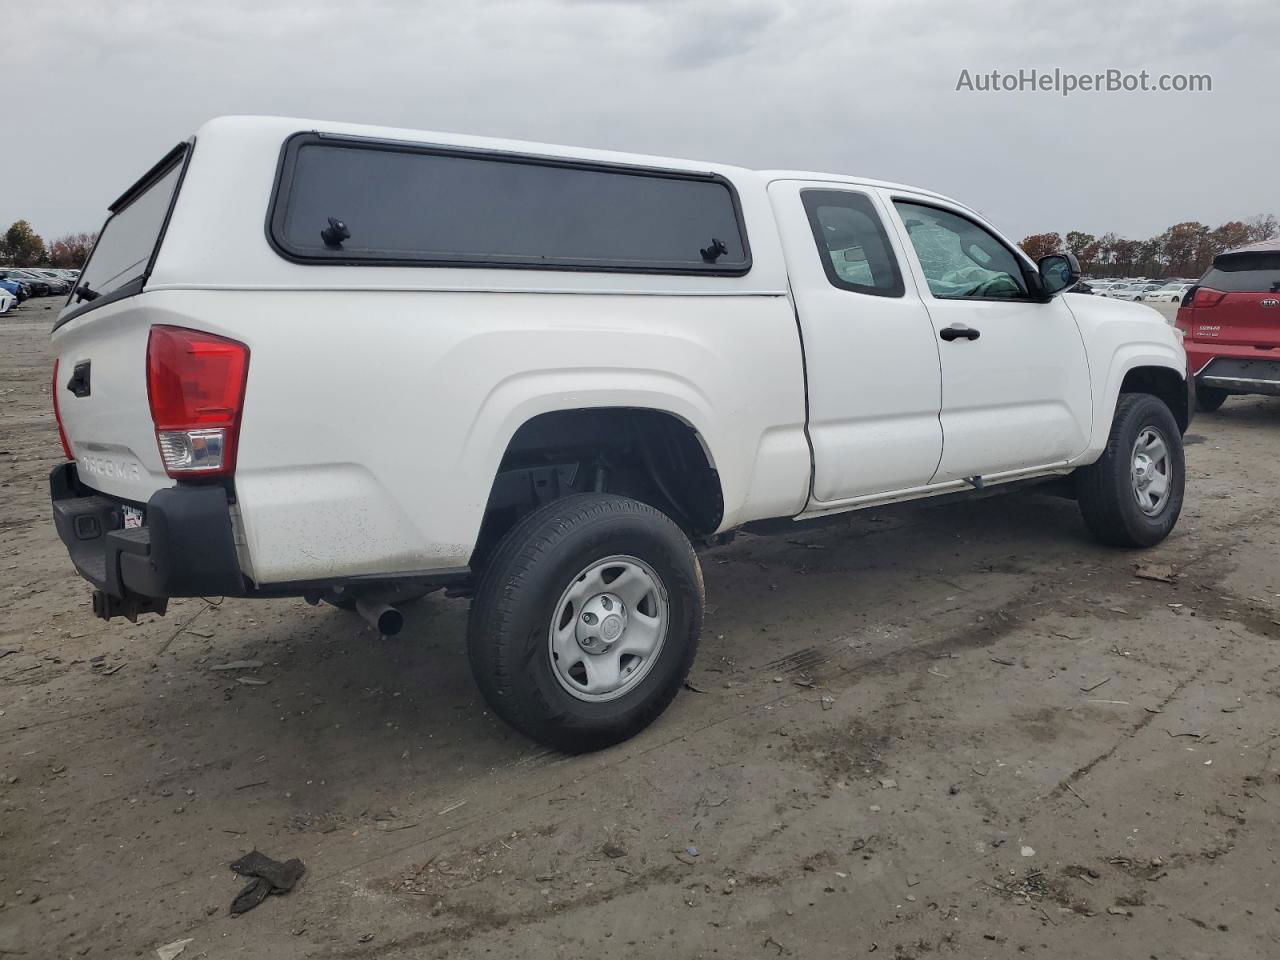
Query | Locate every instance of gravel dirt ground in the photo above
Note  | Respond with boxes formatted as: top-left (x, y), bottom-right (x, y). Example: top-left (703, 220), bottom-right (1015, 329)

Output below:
top-left (3, 295), bottom-right (1280, 960)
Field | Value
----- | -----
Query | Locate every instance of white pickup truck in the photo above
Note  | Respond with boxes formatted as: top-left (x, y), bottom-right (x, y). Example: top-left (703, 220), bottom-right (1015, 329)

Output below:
top-left (50, 116), bottom-right (1191, 750)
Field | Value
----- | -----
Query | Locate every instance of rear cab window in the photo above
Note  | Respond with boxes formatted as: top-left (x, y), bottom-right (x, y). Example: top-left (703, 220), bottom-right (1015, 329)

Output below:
top-left (267, 133), bottom-right (751, 275)
top-left (801, 189), bottom-right (904, 297)
top-left (58, 143), bottom-right (191, 326)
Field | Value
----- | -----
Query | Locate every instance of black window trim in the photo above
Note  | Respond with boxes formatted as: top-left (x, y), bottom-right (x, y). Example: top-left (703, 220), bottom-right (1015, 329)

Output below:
top-left (265, 131), bottom-right (753, 277)
top-left (890, 196), bottom-right (1044, 304)
top-left (800, 188), bottom-right (905, 299)
top-left (53, 140), bottom-right (194, 332)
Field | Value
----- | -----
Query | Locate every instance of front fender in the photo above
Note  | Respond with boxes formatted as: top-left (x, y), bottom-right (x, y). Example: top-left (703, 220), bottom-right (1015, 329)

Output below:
top-left (1080, 342), bottom-right (1187, 462)
top-left (1066, 295), bottom-right (1187, 463)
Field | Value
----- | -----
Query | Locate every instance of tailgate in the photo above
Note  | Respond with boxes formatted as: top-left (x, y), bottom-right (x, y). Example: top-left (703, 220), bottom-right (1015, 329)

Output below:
top-left (1185, 248), bottom-right (1280, 347)
top-left (53, 304), bottom-right (172, 503)
top-left (1195, 291), bottom-right (1280, 347)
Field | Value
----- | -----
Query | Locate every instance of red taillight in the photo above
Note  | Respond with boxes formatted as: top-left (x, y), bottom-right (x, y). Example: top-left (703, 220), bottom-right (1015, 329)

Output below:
top-left (146, 325), bottom-right (250, 477)
top-left (51, 359), bottom-right (74, 460)
top-left (1191, 287), bottom-right (1226, 308)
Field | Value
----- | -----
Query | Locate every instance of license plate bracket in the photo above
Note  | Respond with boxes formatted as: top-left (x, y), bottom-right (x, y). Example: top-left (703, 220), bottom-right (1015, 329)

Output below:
top-left (122, 505), bottom-right (145, 530)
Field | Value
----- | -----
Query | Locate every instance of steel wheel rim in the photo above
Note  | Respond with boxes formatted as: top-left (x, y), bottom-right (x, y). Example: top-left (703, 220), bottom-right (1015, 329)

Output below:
top-left (547, 555), bottom-right (669, 703)
top-left (1131, 425), bottom-right (1172, 516)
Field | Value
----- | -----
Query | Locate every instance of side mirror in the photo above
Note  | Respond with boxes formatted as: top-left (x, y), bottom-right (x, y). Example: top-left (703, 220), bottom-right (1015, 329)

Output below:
top-left (1037, 252), bottom-right (1080, 297)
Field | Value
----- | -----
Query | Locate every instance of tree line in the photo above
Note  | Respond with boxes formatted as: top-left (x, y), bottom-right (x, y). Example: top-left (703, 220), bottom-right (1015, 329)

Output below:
top-left (1021, 213), bottom-right (1278, 278)
top-left (8, 211), bottom-right (1279, 279)
top-left (1, 220), bottom-right (96, 269)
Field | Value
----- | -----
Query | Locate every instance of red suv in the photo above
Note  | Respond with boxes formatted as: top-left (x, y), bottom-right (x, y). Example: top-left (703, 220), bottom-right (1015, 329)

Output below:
top-left (1176, 240), bottom-right (1280, 411)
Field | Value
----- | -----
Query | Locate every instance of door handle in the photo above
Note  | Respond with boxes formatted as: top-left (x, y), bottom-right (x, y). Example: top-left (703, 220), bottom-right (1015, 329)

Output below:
top-left (939, 325), bottom-right (981, 342)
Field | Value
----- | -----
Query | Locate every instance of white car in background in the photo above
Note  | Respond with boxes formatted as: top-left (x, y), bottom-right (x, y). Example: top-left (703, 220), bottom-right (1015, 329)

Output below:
top-left (1143, 282), bottom-right (1194, 305)
top-left (1129, 283), bottom-right (1167, 301)
top-left (1110, 282), bottom-right (1164, 301)
top-left (1097, 282), bottom-right (1138, 299)
top-left (0, 288), bottom-right (13, 314)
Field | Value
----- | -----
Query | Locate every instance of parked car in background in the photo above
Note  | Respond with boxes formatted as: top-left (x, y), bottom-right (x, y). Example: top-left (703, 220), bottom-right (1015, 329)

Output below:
top-left (1145, 282), bottom-right (1194, 305)
top-left (27, 269), bottom-right (72, 295)
top-left (48, 116), bottom-right (1191, 750)
top-left (1112, 282), bottom-right (1164, 302)
top-left (1097, 281), bottom-right (1137, 299)
top-left (0, 269), bottom-right (51, 297)
top-left (0, 277), bottom-right (29, 302)
top-left (1131, 283), bottom-right (1167, 301)
top-left (1176, 239), bottom-right (1280, 411)
top-left (0, 287), bottom-right (13, 314)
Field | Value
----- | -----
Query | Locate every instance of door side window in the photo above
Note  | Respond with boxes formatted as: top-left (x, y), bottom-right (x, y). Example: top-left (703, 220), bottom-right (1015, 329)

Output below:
top-left (893, 201), bottom-right (1029, 300)
top-left (802, 190), bottom-right (904, 298)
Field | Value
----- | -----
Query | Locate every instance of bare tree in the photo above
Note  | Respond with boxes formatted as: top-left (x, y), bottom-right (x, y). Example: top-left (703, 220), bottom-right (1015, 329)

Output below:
top-left (1245, 213), bottom-right (1278, 244)
top-left (49, 232), bottom-right (97, 268)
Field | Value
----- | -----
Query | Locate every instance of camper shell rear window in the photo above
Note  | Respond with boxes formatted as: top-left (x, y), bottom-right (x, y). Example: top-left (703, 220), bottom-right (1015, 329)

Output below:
top-left (267, 133), bottom-right (751, 276)
top-left (55, 142), bottom-right (190, 328)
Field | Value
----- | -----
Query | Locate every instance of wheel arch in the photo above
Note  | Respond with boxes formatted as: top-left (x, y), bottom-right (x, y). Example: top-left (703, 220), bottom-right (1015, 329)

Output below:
top-left (1118, 364), bottom-right (1191, 433)
top-left (469, 405), bottom-right (727, 569)
top-left (1082, 347), bottom-right (1189, 464)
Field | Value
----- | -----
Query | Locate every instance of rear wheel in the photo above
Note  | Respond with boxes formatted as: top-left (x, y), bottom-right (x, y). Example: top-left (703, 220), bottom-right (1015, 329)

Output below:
top-left (1076, 393), bottom-right (1184, 548)
top-left (1195, 382), bottom-right (1229, 412)
top-left (468, 493), bottom-right (702, 752)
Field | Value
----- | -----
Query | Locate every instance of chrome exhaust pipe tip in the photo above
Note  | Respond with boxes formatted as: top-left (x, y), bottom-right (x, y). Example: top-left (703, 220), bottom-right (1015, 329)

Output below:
top-left (356, 599), bottom-right (404, 636)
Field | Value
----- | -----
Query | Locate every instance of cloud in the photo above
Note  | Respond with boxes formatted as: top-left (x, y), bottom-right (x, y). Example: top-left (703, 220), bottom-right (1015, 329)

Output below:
top-left (3, 0), bottom-right (1274, 245)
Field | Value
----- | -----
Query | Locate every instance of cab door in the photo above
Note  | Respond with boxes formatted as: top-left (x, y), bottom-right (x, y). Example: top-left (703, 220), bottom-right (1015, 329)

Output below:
top-left (768, 181), bottom-right (943, 503)
top-left (881, 192), bottom-right (1093, 481)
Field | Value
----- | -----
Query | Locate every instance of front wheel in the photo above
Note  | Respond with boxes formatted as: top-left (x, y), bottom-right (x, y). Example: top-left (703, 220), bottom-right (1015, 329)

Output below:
top-left (468, 494), bottom-right (703, 752)
top-left (1076, 393), bottom-right (1185, 548)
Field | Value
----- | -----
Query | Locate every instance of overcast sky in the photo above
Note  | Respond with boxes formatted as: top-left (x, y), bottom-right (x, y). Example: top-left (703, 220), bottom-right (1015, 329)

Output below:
top-left (6, 0), bottom-right (1276, 245)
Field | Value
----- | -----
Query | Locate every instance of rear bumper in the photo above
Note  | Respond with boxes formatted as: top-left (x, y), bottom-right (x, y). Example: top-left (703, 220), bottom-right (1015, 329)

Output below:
top-left (50, 462), bottom-right (472, 619)
top-left (50, 463), bottom-right (245, 615)
top-left (1186, 341), bottom-right (1280, 396)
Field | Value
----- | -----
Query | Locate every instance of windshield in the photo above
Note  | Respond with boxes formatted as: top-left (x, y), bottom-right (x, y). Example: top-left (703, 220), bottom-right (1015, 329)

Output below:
top-left (69, 144), bottom-right (187, 310)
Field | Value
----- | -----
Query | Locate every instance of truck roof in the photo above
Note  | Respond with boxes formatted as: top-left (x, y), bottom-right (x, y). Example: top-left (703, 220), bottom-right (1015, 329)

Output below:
top-left (1224, 238), bottom-right (1280, 255)
top-left (193, 115), bottom-right (973, 214)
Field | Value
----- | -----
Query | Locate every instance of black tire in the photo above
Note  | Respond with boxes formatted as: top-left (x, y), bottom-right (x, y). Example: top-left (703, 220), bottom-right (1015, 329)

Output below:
top-left (1195, 382), bottom-right (1229, 413)
top-left (1076, 393), bottom-right (1185, 548)
top-left (468, 493), bottom-right (703, 752)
